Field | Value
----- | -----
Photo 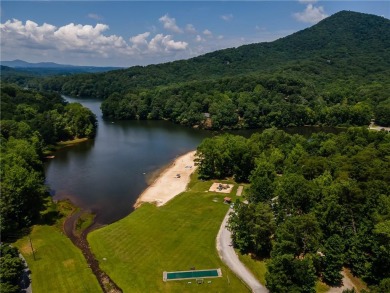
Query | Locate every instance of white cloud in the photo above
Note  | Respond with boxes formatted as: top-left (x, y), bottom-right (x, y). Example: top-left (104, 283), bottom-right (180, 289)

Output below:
top-left (129, 32), bottom-right (151, 49)
top-left (195, 35), bottom-right (204, 42)
top-left (298, 0), bottom-right (318, 3)
top-left (255, 25), bottom-right (266, 32)
top-left (220, 14), bottom-right (233, 21)
top-left (293, 4), bottom-right (328, 24)
top-left (162, 36), bottom-right (188, 51)
top-left (0, 19), bottom-right (128, 54)
top-left (148, 33), bottom-right (187, 52)
top-left (185, 24), bottom-right (197, 34)
top-left (203, 29), bottom-right (212, 37)
top-left (217, 35), bottom-right (224, 40)
top-left (53, 23), bottom-right (128, 54)
top-left (159, 14), bottom-right (182, 33)
top-left (87, 13), bottom-right (103, 20)
top-left (1, 19), bottom-right (188, 64)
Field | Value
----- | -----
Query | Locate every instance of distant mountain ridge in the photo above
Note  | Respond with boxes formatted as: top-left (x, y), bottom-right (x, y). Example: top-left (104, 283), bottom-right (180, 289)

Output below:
top-left (1, 59), bottom-right (73, 68)
top-left (1, 59), bottom-right (122, 70)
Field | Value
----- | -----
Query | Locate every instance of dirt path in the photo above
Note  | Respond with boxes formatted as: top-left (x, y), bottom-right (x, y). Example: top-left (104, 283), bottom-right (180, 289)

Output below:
top-left (217, 208), bottom-right (269, 293)
top-left (327, 270), bottom-right (356, 293)
top-left (63, 211), bottom-right (122, 293)
top-left (368, 122), bottom-right (390, 132)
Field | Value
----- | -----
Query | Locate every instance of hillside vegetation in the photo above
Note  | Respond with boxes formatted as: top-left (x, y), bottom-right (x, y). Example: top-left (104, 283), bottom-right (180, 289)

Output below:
top-left (32, 11), bottom-right (390, 128)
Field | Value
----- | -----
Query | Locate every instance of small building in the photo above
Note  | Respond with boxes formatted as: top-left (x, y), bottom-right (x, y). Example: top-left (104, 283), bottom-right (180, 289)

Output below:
top-left (224, 197), bottom-right (232, 204)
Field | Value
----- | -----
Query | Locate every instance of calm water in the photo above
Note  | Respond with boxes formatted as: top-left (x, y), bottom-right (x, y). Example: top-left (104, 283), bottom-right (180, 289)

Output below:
top-left (45, 97), bottom-right (212, 224)
top-left (45, 96), bottom-right (343, 225)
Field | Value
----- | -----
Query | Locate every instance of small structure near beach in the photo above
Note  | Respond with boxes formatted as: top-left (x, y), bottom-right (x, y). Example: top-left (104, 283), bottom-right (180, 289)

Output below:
top-left (209, 183), bottom-right (233, 194)
top-left (224, 197), bottom-right (232, 204)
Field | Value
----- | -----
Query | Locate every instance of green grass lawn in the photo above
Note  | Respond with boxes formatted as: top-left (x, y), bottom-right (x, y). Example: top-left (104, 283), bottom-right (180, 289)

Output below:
top-left (13, 200), bottom-right (101, 293)
top-left (315, 280), bottom-right (330, 293)
top-left (14, 225), bottom-right (101, 293)
top-left (88, 176), bottom-right (250, 292)
top-left (237, 252), bottom-right (268, 285)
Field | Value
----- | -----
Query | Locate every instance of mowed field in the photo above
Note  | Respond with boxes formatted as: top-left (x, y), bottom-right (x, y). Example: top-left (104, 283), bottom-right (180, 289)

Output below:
top-left (14, 224), bottom-right (101, 293)
top-left (88, 176), bottom-right (250, 292)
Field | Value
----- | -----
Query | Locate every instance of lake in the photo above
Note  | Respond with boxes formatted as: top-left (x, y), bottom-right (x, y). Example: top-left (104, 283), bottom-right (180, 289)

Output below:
top-left (45, 96), bottom-right (343, 225)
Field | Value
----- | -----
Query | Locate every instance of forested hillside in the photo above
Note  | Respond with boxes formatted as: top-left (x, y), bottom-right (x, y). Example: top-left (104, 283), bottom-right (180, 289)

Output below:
top-left (195, 128), bottom-right (390, 292)
top-left (32, 11), bottom-right (390, 129)
top-left (0, 84), bottom-right (97, 239)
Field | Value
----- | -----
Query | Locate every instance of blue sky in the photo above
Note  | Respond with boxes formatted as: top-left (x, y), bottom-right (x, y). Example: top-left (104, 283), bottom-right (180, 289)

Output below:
top-left (1, 1), bottom-right (389, 67)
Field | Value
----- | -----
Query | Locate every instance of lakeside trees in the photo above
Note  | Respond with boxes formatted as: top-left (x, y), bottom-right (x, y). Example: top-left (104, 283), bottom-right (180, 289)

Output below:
top-left (0, 84), bottom-right (97, 239)
top-left (195, 128), bottom-right (390, 292)
top-left (97, 72), bottom-right (387, 130)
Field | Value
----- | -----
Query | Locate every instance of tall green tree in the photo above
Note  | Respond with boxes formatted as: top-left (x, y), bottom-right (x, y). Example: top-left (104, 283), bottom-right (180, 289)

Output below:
top-left (0, 245), bottom-right (25, 293)
top-left (322, 235), bottom-right (345, 286)
top-left (266, 254), bottom-right (317, 293)
top-left (228, 202), bottom-right (276, 257)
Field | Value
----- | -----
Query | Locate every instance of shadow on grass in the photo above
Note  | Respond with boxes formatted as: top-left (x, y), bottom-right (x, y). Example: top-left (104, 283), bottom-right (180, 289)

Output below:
top-left (3, 227), bottom-right (33, 243)
top-left (37, 210), bottom-right (62, 226)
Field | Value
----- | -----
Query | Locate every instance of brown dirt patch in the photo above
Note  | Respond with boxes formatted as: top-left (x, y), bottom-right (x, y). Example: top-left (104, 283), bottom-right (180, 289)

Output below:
top-left (62, 259), bottom-right (75, 269)
top-left (209, 183), bottom-right (234, 194)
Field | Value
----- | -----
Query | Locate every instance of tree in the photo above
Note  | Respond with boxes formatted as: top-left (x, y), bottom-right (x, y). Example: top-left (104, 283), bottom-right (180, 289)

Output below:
top-left (322, 235), bottom-right (345, 286)
top-left (247, 157), bottom-right (276, 203)
top-left (0, 245), bottom-right (25, 293)
top-left (266, 254), bottom-right (317, 293)
top-left (273, 214), bottom-right (322, 257)
top-left (374, 103), bottom-right (390, 126)
top-left (273, 174), bottom-right (315, 216)
top-left (228, 202), bottom-right (275, 257)
top-left (0, 136), bottom-right (46, 238)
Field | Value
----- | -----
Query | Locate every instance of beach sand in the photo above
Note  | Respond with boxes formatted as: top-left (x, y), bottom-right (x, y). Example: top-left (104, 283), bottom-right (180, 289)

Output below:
top-left (134, 151), bottom-right (197, 208)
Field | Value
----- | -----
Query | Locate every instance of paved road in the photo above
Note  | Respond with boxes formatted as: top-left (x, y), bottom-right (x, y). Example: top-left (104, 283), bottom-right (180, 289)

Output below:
top-left (216, 208), bottom-right (269, 293)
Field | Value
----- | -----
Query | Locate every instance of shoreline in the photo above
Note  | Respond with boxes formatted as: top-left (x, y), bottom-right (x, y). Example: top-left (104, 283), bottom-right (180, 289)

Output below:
top-left (134, 150), bottom-right (197, 208)
top-left (44, 137), bottom-right (89, 156)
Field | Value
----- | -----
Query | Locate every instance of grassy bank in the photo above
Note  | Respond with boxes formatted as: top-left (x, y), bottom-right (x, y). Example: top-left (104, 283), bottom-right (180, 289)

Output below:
top-left (43, 137), bottom-right (89, 155)
top-left (88, 174), bottom-right (249, 292)
top-left (237, 253), bottom-right (268, 285)
top-left (14, 201), bottom-right (101, 293)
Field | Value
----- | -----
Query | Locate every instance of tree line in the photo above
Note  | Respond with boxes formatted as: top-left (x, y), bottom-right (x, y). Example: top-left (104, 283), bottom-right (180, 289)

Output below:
top-left (99, 72), bottom-right (389, 129)
top-left (195, 128), bottom-right (390, 292)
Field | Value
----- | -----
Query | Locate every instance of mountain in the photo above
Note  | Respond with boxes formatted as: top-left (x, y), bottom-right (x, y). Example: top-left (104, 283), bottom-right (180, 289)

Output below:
top-left (0, 65), bottom-right (16, 72)
top-left (1, 59), bottom-right (74, 68)
top-left (39, 11), bottom-right (389, 99)
top-left (1, 59), bottom-right (123, 71)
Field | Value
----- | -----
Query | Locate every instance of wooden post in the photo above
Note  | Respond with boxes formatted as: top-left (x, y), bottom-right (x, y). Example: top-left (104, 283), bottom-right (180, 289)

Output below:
top-left (28, 235), bottom-right (36, 261)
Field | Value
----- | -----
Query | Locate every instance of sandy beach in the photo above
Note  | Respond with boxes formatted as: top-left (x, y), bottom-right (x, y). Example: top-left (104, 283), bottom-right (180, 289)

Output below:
top-left (134, 150), bottom-right (197, 208)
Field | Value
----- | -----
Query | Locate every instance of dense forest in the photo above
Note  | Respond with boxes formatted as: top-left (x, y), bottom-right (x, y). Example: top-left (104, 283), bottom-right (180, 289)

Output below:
top-left (14, 11), bottom-right (389, 128)
top-left (0, 84), bottom-right (97, 291)
top-left (101, 73), bottom-right (385, 129)
top-left (195, 128), bottom-right (390, 292)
